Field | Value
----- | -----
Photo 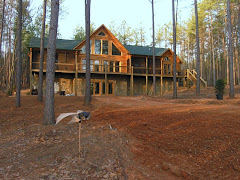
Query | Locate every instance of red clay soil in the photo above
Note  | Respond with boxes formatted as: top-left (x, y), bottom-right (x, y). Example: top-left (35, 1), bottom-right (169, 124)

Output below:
top-left (1, 87), bottom-right (240, 179)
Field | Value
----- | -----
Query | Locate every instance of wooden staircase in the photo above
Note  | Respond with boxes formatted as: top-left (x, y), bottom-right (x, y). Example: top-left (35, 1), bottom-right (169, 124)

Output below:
top-left (186, 69), bottom-right (207, 88)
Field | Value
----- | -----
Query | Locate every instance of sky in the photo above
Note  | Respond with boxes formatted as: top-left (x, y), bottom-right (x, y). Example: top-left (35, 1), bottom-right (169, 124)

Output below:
top-left (30, 0), bottom-right (194, 44)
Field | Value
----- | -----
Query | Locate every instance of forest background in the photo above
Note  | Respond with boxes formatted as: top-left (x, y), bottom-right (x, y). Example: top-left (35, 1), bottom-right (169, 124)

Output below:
top-left (0, 0), bottom-right (240, 94)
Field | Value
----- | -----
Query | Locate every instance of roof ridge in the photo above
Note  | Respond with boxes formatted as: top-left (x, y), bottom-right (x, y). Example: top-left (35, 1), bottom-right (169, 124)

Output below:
top-left (124, 44), bottom-right (167, 49)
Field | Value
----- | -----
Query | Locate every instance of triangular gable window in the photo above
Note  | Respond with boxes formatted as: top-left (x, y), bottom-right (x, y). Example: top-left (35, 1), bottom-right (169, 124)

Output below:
top-left (98, 31), bottom-right (105, 36)
top-left (112, 43), bottom-right (121, 56)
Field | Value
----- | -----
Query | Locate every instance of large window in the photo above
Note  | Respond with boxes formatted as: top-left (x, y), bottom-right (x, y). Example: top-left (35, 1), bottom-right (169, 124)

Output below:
top-left (81, 40), bottom-right (92, 54)
top-left (95, 40), bottom-right (101, 54)
top-left (95, 40), bottom-right (108, 55)
top-left (112, 43), bottom-right (121, 55)
top-left (102, 40), bottom-right (108, 55)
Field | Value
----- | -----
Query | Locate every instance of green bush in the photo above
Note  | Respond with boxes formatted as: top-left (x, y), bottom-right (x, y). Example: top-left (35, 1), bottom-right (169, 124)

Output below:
top-left (215, 79), bottom-right (226, 95)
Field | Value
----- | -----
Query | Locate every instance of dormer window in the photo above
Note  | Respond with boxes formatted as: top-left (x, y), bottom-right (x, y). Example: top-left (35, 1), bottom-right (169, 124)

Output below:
top-left (98, 31), bottom-right (105, 36)
top-left (164, 57), bottom-right (170, 61)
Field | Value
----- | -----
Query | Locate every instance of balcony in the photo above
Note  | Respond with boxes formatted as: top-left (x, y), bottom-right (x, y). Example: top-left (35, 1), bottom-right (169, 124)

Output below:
top-left (31, 62), bottom-right (186, 77)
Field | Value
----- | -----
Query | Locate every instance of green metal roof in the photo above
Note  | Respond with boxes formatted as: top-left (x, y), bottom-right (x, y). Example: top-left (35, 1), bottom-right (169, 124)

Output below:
top-left (29, 37), bottom-right (168, 56)
top-left (29, 37), bottom-right (81, 50)
top-left (124, 45), bottom-right (168, 57)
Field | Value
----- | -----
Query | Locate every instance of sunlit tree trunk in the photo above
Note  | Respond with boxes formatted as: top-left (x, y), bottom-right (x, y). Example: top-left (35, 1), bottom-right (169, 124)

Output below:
top-left (227, 0), bottom-right (234, 98)
top-left (84, 0), bottom-right (91, 105)
top-left (16, 0), bottom-right (22, 108)
top-left (172, 0), bottom-right (177, 99)
top-left (150, 0), bottom-right (156, 96)
top-left (0, 0), bottom-right (5, 58)
top-left (44, 0), bottom-right (59, 125)
top-left (210, 13), bottom-right (216, 86)
top-left (38, 0), bottom-right (47, 102)
top-left (195, 0), bottom-right (200, 94)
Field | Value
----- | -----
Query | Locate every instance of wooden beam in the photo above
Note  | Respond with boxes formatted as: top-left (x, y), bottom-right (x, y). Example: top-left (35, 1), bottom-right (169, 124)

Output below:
top-left (130, 66), bottom-right (133, 96)
top-left (105, 64), bottom-right (107, 96)
top-left (30, 48), bottom-right (33, 93)
top-left (161, 58), bottom-right (163, 97)
top-left (146, 57), bottom-right (148, 95)
top-left (75, 51), bottom-right (78, 96)
top-left (30, 48), bottom-right (32, 70)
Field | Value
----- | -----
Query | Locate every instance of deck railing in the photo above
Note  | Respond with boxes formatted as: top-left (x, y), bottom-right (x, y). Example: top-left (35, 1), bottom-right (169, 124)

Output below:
top-left (31, 62), bottom-right (186, 77)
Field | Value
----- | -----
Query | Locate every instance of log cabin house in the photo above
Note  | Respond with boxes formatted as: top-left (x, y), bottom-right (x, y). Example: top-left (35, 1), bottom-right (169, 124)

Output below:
top-left (29, 24), bottom-right (206, 96)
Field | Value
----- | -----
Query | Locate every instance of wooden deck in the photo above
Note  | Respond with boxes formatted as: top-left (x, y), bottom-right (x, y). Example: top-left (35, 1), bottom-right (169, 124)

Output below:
top-left (31, 62), bottom-right (187, 78)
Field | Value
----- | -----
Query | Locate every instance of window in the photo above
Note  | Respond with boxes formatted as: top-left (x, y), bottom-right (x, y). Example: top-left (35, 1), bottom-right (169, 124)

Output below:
top-left (81, 40), bottom-right (92, 54)
top-left (95, 40), bottom-right (101, 54)
top-left (110, 61), bottom-right (114, 72)
top-left (95, 40), bottom-right (108, 55)
top-left (95, 82), bottom-right (100, 94)
top-left (108, 83), bottom-right (113, 94)
top-left (81, 46), bottom-right (86, 54)
top-left (82, 60), bottom-right (86, 71)
top-left (112, 43), bottom-right (121, 55)
top-left (168, 65), bottom-right (171, 75)
top-left (115, 61), bottom-right (119, 72)
top-left (102, 83), bottom-right (105, 95)
top-left (94, 60), bottom-right (100, 72)
top-left (91, 83), bottom-right (94, 95)
top-left (102, 40), bottom-right (108, 55)
top-left (55, 53), bottom-right (58, 63)
top-left (164, 57), bottom-right (170, 61)
top-left (90, 60), bottom-right (93, 71)
top-left (104, 61), bottom-right (108, 71)
top-left (98, 31), bottom-right (105, 36)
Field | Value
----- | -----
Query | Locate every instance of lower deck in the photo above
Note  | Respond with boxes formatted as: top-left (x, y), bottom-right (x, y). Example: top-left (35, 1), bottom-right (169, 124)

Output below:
top-left (30, 71), bottom-right (186, 96)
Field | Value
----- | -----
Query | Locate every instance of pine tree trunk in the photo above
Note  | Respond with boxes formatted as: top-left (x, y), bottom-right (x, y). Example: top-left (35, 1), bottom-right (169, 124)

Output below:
top-left (38, 0), bottom-right (47, 102)
top-left (172, 0), bottom-right (177, 99)
top-left (0, 0), bottom-right (5, 58)
top-left (201, 38), bottom-right (205, 80)
top-left (195, 0), bottom-right (200, 94)
top-left (84, 0), bottom-right (91, 105)
top-left (227, 0), bottom-right (234, 98)
top-left (152, 0), bottom-right (156, 96)
top-left (16, 0), bottom-right (22, 108)
top-left (43, 0), bottom-right (59, 125)
top-left (210, 13), bottom-right (216, 86)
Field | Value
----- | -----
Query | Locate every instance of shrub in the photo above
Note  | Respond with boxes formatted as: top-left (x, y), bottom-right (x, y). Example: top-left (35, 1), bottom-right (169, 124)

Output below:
top-left (215, 79), bottom-right (226, 95)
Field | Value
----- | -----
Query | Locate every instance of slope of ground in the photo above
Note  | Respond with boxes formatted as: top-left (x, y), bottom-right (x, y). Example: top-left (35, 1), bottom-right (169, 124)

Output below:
top-left (1, 87), bottom-right (240, 179)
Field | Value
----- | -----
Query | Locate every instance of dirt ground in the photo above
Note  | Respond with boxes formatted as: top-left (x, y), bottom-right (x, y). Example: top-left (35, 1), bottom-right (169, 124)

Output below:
top-left (1, 87), bottom-right (240, 180)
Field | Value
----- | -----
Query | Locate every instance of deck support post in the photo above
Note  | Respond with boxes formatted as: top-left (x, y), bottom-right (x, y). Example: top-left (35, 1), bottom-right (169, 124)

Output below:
top-left (130, 66), bottom-right (133, 96)
top-left (30, 48), bottom-right (33, 94)
top-left (146, 57), bottom-right (148, 95)
top-left (105, 64), bottom-right (107, 96)
top-left (75, 51), bottom-right (78, 96)
top-left (161, 59), bottom-right (163, 97)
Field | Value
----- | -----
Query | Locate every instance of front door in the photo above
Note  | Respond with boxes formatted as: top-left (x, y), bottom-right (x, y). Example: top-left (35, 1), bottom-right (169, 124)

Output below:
top-left (91, 81), bottom-right (114, 96)
top-left (163, 63), bottom-right (172, 75)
